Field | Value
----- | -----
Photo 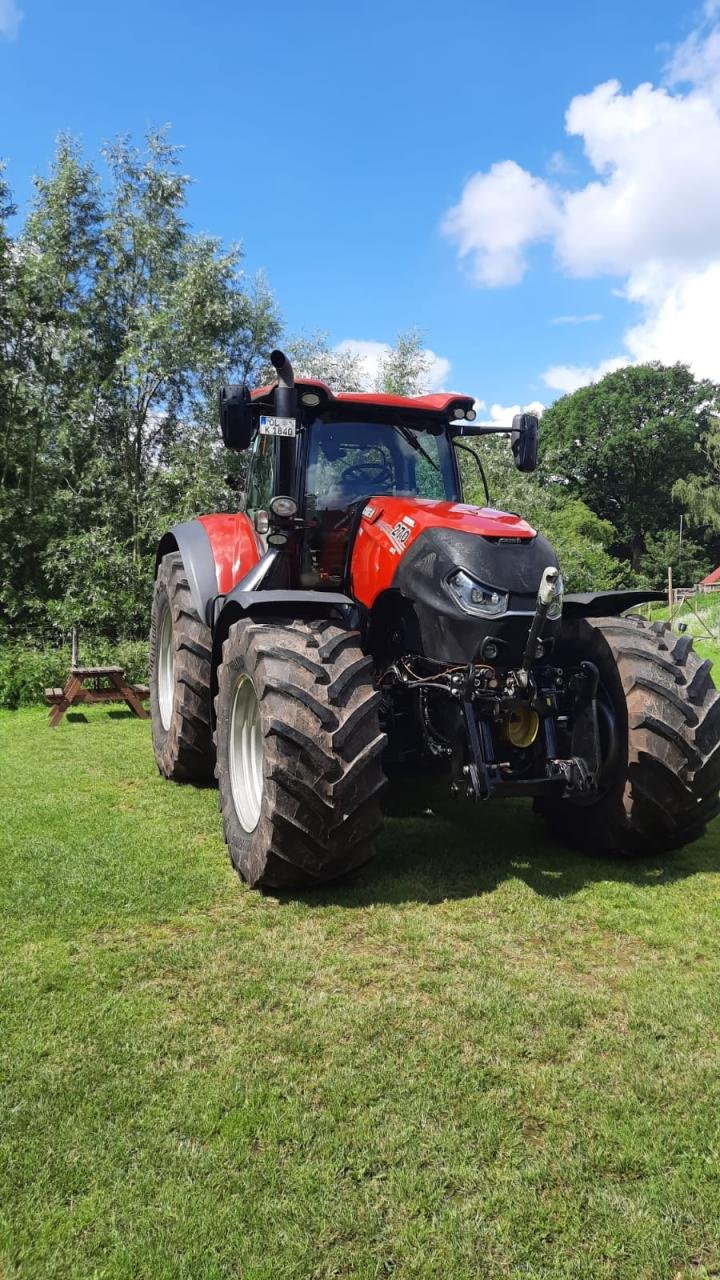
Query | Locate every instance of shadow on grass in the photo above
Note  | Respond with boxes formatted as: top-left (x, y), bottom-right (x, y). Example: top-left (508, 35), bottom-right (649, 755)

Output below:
top-left (278, 776), bottom-right (720, 909)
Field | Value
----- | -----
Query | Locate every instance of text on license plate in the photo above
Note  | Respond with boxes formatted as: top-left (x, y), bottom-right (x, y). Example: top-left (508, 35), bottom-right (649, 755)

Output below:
top-left (259, 415), bottom-right (296, 437)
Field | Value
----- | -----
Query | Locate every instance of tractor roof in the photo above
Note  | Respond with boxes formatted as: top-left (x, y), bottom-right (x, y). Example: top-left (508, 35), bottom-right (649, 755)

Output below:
top-left (250, 376), bottom-right (475, 419)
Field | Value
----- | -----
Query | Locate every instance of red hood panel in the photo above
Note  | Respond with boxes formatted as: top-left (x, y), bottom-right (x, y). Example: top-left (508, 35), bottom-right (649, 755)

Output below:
top-left (351, 496), bottom-right (536, 608)
top-left (361, 497), bottom-right (535, 539)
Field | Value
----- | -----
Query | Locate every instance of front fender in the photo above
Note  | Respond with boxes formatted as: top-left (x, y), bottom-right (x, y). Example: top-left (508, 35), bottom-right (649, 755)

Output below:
top-left (210, 589), bottom-right (356, 726)
top-left (563, 590), bottom-right (665, 617)
top-left (156, 513), bottom-right (262, 627)
top-left (156, 521), bottom-right (219, 626)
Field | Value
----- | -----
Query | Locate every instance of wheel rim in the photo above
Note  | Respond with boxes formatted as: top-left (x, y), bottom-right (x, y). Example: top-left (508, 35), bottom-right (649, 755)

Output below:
top-left (158, 604), bottom-right (175, 731)
top-left (229, 675), bottom-right (264, 832)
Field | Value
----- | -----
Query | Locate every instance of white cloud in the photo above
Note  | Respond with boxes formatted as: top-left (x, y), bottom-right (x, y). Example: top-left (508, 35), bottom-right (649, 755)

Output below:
top-left (0, 0), bottom-right (22, 39)
top-left (547, 150), bottom-right (572, 175)
top-left (441, 160), bottom-right (559, 286)
top-left (334, 338), bottom-right (451, 393)
top-left (550, 313), bottom-right (603, 325)
top-left (443, 12), bottom-right (720, 386)
top-left (477, 400), bottom-right (545, 427)
top-left (542, 357), bottom-right (626, 395)
top-left (623, 261), bottom-right (720, 377)
top-left (667, 5), bottom-right (720, 103)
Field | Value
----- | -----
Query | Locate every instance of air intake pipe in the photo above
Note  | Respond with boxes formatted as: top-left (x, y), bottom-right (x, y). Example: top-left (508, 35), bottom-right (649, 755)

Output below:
top-left (270, 349), bottom-right (297, 420)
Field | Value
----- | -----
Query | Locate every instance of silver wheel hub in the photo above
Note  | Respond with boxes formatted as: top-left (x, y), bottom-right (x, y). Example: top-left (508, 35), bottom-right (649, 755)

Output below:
top-left (229, 675), bottom-right (264, 832)
top-left (158, 604), bottom-right (175, 731)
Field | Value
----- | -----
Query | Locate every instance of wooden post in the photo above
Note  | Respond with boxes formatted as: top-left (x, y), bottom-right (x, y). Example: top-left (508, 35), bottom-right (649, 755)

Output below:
top-left (668, 565), bottom-right (673, 616)
top-left (71, 626), bottom-right (79, 670)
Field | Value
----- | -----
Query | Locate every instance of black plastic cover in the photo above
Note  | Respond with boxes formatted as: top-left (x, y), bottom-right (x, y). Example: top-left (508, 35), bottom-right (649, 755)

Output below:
top-left (390, 527), bottom-right (560, 666)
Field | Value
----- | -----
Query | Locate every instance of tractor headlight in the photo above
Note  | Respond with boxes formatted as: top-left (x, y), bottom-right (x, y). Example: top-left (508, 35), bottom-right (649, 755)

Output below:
top-left (446, 569), bottom-right (508, 618)
top-left (546, 573), bottom-right (564, 620)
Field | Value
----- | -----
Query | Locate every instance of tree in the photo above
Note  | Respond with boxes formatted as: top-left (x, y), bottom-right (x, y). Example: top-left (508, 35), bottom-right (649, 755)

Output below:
top-left (281, 332), bottom-right (366, 391)
top-left (279, 327), bottom-right (437, 397)
top-left (377, 328), bottom-right (434, 396)
top-left (0, 131), bottom-right (283, 640)
top-left (0, 161), bottom-right (17, 491)
top-left (673, 414), bottom-right (720, 537)
top-left (0, 140), bottom-right (105, 635)
top-left (540, 364), bottom-right (718, 570)
top-left (638, 529), bottom-right (711, 589)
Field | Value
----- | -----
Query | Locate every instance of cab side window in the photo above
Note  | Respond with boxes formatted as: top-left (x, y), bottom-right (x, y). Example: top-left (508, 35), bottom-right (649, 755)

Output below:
top-left (246, 432), bottom-right (273, 514)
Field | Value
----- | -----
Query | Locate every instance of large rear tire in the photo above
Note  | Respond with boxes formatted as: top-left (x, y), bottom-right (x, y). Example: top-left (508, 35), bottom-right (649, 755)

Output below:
top-left (215, 617), bottom-right (387, 889)
top-left (150, 551), bottom-right (213, 783)
top-left (537, 615), bottom-right (720, 855)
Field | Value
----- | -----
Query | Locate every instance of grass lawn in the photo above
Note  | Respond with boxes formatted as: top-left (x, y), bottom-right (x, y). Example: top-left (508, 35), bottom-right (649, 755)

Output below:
top-left (2, 700), bottom-right (720, 1279)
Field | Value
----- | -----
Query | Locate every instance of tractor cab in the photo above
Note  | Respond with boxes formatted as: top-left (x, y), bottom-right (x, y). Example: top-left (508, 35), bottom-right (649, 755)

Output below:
top-left (221, 350), bottom-right (536, 594)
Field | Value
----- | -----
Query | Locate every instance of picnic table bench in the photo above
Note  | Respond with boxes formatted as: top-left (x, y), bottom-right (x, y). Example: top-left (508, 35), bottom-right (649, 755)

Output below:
top-left (46, 665), bottom-right (150, 727)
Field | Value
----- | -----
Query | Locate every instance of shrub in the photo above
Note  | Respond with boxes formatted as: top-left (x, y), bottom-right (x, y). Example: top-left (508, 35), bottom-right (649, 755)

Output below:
top-left (0, 639), bottom-right (149, 710)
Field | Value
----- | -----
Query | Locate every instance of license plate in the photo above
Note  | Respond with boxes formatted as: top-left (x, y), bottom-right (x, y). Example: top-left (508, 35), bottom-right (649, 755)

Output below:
top-left (259, 415), bottom-right (296, 437)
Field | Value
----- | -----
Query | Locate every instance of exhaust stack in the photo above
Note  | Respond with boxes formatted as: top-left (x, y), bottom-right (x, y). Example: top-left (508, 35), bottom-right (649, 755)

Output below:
top-left (270, 349), bottom-right (297, 420)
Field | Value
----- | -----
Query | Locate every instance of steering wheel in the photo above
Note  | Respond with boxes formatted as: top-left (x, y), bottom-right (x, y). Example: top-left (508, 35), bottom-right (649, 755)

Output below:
top-left (340, 461), bottom-right (393, 489)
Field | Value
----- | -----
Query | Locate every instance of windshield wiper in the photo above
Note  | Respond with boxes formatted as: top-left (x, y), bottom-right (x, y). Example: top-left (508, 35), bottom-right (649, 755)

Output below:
top-left (392, 423), bottom-right (440, 473)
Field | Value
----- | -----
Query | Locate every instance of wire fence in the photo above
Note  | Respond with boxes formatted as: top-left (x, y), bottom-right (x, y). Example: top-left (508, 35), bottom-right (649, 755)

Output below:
top-left (635, 587), bottom-right (720, 641)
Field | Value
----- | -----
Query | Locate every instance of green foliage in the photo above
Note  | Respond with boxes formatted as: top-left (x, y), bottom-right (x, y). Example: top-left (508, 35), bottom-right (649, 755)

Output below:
top-left (541, 363), bottom-right (719, 569)
top-left (0, 131), bottom-right (281, 641)
top-left (673, 413), bottom-right (720, 535)
top-left (281, 331), bottom-right (367, 391)
top-left (281, 327), bottom-right (436, 397)
top-left (377, 327), bottom-right (434, 395)
top-left (541, 499), bottom-right (634, 591)
top-left (0, 638), bottom-right (148, 709)
top-left (638, 529), bottom-right (711, 589)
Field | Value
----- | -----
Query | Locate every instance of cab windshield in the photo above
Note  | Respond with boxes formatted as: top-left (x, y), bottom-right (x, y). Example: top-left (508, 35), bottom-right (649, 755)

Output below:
top-left (304, 418), bottom-right (458, 513)
top-left (301, 416), bottom-right (459, 588)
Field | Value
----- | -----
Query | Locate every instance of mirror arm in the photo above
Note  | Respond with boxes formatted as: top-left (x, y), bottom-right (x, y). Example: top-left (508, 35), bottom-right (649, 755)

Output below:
top-left (456, 424), bottom-right (514, 437)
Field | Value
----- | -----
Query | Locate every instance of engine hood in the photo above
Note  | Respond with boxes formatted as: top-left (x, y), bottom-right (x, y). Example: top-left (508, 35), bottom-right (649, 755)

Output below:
top-left (362, 496), bottom-right (535, 543)
top-left (351, 495), bottom-right (559, 666)
top-left (351, 495), bottom-right (538, 609)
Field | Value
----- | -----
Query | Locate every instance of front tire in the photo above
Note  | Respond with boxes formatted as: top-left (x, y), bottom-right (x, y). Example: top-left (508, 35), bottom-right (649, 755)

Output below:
top-left (537, 615), bottom-right (720, 855)
top-left (150, 551), bottom-right (213, 783)
top-left (215, 617), bottom-right (387, 889)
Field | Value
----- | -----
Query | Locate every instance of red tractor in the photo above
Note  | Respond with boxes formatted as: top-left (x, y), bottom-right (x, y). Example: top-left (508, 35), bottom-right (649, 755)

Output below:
top-left (150, 351), bottom-right (720, 888)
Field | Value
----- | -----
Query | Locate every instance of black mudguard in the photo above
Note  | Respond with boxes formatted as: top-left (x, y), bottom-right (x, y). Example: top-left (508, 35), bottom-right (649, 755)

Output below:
top-left (210, 588), bottom-right (357, 725)
top-left (563, 590), bottom-right (665, 617)
top-left (156, 522), bottom-right (219, 627)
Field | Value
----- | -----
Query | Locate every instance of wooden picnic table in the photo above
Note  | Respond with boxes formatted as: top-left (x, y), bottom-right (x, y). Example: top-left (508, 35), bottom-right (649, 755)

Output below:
top-left (46, 665), bottom-right (150, 727)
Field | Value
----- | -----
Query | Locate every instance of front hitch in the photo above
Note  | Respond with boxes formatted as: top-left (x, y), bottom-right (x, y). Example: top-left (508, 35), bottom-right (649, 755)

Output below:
top-left (455, 660), bottom-right (603, 804)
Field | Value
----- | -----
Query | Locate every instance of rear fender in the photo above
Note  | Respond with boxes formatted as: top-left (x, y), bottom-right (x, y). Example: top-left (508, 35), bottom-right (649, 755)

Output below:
top-left (156, 514), bottom-right (261, 627)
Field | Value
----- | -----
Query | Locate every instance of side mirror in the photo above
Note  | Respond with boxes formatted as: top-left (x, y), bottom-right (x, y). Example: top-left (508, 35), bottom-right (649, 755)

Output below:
top-left (218, 384), bottom-right (255, 450)
top-left (511, 413), bottom-right (539, 472)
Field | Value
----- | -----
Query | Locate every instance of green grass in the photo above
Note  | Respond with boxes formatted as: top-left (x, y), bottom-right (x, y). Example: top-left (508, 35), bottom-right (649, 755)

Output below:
top-left (697, 638), bottom-right (720, 667)
top-left (2, 708), bottom-right (720, 1279)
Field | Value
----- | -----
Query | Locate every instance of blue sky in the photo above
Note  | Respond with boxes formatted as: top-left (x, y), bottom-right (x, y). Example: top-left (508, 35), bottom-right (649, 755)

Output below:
top-left (2, 0), bottom-right (719, 417)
